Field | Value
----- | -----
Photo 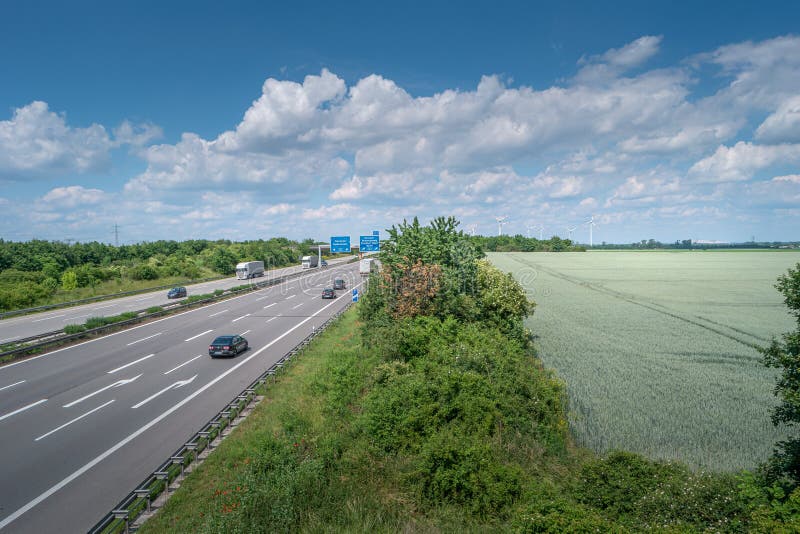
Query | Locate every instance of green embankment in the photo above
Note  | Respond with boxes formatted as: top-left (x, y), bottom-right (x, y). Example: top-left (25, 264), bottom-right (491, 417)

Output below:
top-left (139, 307), bottom-right (795, 533)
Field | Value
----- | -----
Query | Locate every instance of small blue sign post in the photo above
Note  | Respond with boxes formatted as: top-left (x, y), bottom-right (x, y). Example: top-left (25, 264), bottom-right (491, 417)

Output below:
top-left (373, 230), bottom-right (380, 236)
top-left (352, 288), bottom-right (359, 302)
top-left (330, 236), bottom-right (351, 253)
top-left (359, 235), bottom-right (380, 252)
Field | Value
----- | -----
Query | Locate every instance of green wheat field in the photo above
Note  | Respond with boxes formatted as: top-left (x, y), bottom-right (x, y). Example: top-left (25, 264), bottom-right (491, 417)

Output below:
top-left (488, 250), bottom-right (800, 471)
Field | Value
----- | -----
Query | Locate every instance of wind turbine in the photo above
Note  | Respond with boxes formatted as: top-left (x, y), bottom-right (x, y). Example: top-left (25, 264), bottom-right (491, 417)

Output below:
top-left (526, 224), bottom-right (536, 239)
top-left (495, 216), bottom-right (508, 236)
top-left (536, 224), bottom-right (545, 240)
top-left (566, 226), bottom-right (576, 241)
top-left (585, 216), bottom-right (597, 247)
top-left (467, 223), bottom-right (477, 236)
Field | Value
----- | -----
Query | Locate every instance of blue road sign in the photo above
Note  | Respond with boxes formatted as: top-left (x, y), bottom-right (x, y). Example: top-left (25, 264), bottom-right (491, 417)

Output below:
top-left (359, 235), bottom-right (380, 252)
top-left (330, 236), bottom-right (351, 253)
top-left (352, 289), bottom-right (359, 302)
top-left (373, 230), bottom-right (380, 236)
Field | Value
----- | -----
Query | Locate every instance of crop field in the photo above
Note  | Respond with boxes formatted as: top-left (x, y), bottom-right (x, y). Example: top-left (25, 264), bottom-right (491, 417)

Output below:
top-left (488, 250), bottom-right (800, 471)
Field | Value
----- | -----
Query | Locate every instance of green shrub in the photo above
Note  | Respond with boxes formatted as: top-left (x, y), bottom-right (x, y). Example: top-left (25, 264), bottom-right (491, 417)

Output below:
top-left (513, 497), bottom-right (626, 533)
top-left (130, 264), bottom-right (159, 280)
top-left (64, 324), bottom-right (86, 334)
top-left (146, 306), bottom-right (163, 314)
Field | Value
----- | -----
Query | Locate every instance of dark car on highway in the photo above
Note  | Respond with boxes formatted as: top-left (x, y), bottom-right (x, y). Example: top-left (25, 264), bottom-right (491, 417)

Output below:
top-left (322, 288), bottom-right (336, 299)
top-left (208, 335), bottom-right (248, 357)
top-left (167, 286), bottom-right (187, 298)
top-left (321, 259), bottom-right (328, 267)
top-left (333, 278), bottom-right (346, 290)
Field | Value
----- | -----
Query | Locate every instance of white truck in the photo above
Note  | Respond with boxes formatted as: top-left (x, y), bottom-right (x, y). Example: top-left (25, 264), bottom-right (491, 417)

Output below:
top-left (359, 258), bottom-right (378, 276)
top-left (235, 261), bottom-right (265, 279)
top-left (301, 255), bottom-right (319, 269)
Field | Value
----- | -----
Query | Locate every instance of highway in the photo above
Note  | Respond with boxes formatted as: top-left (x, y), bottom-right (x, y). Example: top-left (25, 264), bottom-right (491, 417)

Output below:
top-left (0, 257), bottom-right (354, 345)
top-left (0, 262), bottom-right (361, 533)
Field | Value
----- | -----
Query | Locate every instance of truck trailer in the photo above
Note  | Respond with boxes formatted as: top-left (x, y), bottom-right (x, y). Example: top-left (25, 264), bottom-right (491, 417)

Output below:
top-left (359, 258), bottom-right (378, 276)
top-left (235, 261), bottom-right (265, 279)
top-left (301, 255), bottom-right (319, 269)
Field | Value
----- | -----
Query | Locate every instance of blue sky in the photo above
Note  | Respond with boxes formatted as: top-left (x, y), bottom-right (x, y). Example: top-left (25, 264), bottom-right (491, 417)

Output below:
top-left (1, 1), bottom-right (799, 244)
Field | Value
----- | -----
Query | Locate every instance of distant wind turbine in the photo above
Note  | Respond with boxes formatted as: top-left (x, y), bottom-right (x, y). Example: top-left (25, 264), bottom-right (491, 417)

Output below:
top-left (566, 226), bottom-right (576, 241)
top-left (536, 224), bottom-right (545, 240)
top-left (526, 224), bottom-right (536, 239)
top-left (585, 216), bottom-right (597, 247)
top-left (495, 216), bottom-right (508, 236)
top-left (467, 223), bottom-right (477, 236)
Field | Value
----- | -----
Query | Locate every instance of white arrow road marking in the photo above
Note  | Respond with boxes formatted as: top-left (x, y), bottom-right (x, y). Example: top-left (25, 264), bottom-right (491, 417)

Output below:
top-left (231, 314), bottom-right (250, 322)
top-left (164, 356), bottom-right (202, 375)
top-left (63, 374), bottom-right (142, 408)
top-left (0, 380), bottom-right (25, 392)
top-left (185, 329), bottom-right (213, 342)
top-left (107, 354), bottom-right (155, 374)
top-left (0, 399), bottom-right (47, 422)
top-left (131, 374), bottom-right (198, 409)
top-left (36, 400), bottom-right (115, 442)
top-left (127, 332), bottom-right (162, 346)
top-left (0, 278), bottom-right (363, 530)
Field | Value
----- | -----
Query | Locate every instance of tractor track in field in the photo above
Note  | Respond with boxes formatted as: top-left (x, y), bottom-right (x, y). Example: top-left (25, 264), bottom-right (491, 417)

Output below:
top-left (505, 254), bottom-right (764, 351)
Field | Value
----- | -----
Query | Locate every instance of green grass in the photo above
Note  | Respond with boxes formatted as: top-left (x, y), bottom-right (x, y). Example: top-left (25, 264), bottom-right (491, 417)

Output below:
top-left (138, 309), bottom-right (414, 533)
top-left (488, 250), bottom-right (800, 471)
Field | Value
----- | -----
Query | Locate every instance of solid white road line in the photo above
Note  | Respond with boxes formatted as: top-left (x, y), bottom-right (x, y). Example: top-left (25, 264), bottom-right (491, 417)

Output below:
top-left (263, 303), bottom-right (276, 309)
top-left (35, 400), bottom-right (115, 442)
top-left (131, 375), bottom-right (198, 409)
top-left (63, 375), bottom-right (142, 408)
top-left (184, 329), bottom-right (213, 342)
top-left (231, 314), bottom-right (250, 322)
top-left (164, 356), bottom-right (202, 375)
top-left (32, 315), bottom-right (64, 323)
top-left (107, 354), bottom-right (155, 374)
top-left (0, 380), bottom-right (26, 392)
top-left (126, 332), bottom-right (162, 346)
top-left (0, 399), bottom-right (47, 422)
top-left (0, 283), bottom-right (362, 530)
top-left (208, 309), bottom-right (228, 317)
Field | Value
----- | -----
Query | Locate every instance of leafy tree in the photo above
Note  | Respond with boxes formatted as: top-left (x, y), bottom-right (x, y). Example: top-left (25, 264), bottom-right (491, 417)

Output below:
top-left (61, 270), bottom-right (78, 291)
top-left (762, 263), bottom-right (800, 488)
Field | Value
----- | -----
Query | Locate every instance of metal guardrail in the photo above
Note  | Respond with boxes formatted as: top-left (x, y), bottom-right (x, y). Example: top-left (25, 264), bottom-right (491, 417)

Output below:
top-left (88, 302), bottom-right (354, 534)
top-left (0, 256), bottom-right (355, 320)
top-left (0, 259), bottom-right (359, 363)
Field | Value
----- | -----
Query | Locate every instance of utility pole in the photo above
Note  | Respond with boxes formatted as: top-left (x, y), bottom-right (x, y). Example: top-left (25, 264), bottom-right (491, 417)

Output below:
top-left (113, 224), bottom-right (120, 247)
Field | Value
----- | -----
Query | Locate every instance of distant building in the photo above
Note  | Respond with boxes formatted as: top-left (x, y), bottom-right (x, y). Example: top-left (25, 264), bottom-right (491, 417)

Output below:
top-left (691, 239), bottom-right (729, 245)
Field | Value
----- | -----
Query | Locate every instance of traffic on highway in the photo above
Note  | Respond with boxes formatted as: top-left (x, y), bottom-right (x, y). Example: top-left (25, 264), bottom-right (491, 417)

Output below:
top-left (0, 261), bottom-right (362, 532)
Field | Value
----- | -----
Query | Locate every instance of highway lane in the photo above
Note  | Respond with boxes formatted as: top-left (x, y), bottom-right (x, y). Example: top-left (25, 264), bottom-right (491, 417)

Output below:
top-left (0, 257), bottom-right (354, 345)
top-left (0, 262), bottom-right (362, 533)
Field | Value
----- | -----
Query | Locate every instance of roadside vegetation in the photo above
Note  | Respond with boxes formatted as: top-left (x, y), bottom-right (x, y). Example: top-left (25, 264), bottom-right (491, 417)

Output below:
top-left (472, 233), bottom-right (585, 252)
top-left (0, 238), bottom-right (326, 312)
top-left (141, 217), bottom-right (799, 532)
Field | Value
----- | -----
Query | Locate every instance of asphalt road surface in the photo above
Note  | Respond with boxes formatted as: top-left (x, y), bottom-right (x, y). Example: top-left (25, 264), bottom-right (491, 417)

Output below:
top-left (0, 262), bottom-right (361, 533)
top-left (0, 257), bottom-right (354, 345)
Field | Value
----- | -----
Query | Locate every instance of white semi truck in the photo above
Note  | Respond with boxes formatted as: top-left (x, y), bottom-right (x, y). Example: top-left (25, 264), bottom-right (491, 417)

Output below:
top-left (359, 258), bottom-right (378, 276)
top-left (301, 255), bottom-right (319, 269)
top-left (235, 261), bottom-right (265, 279)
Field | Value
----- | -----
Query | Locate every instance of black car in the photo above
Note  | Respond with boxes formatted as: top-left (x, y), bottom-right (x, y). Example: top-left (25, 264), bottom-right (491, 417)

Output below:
top-left (167, 286), bottom-right (187, 299)
top-left (321, 260), bottom-right (328, 267)
top-left (208, 335), bottom-right (248, 357)
top-left (321, 288), bottom-right (336, 299)
top-left (333, 278), bottom-right (346, 290)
